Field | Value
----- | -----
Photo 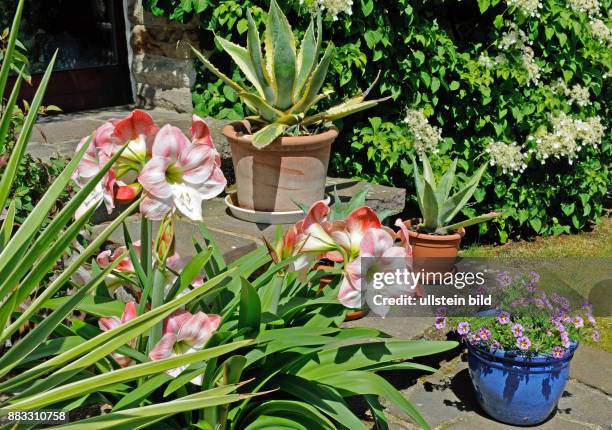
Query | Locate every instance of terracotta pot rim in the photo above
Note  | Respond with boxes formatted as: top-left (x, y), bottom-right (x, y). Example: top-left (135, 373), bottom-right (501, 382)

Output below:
top-left (222, 120), bottom-right (339, 149)
top-left (403, 219), bottom-right (466, 241)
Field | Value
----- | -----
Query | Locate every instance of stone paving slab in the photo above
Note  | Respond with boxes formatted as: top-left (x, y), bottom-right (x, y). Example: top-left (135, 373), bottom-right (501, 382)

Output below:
top-left (382, 353), bottom-right (612, 430)
top-left (570, 344), bottom-right (612, 395)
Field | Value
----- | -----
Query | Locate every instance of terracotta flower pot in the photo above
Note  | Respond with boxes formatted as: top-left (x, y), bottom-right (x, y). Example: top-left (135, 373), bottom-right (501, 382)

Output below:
top-left (403, 220), bottom-right (465, 278)
top-left (223, 121), bottom-right (338, 213)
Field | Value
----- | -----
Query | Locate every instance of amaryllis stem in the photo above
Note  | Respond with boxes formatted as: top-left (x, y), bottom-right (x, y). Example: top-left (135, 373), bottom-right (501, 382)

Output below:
top-left (146, 268), bottom-right (167, 354)
top-left (140, 214), bottom-right (152, 275)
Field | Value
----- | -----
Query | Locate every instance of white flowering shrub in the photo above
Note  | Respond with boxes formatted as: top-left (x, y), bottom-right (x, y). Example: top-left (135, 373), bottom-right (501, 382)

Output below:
top-left (404, 109), bottom-right (442, 157)
top-left (148, 0), bottom-right (611, 241)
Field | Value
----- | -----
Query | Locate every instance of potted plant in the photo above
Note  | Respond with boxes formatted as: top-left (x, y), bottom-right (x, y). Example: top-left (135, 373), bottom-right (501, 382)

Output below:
top-left (435, 273), bottom-right (600, 425)
top-left (399, 154), bottom-right (499, 275)
top-left (192, 0), bottom-right (386, 218)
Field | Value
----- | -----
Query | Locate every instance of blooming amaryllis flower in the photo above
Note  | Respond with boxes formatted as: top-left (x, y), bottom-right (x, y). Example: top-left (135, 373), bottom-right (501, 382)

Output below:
top-left (434, 317), bottom-right (447, 330)
top-left (516, 336), bottom-right (531, 351)
top-left (149, 309), bottom-right (221, 384)
top-left (511, 323), bottom-right (524, 337)
top-left (98, 302), bottom-right (138, 367)
top-left (338, 228), bottom-right (409, 310)
top-left (497, 311), bottom-right (510, 324)
top-left (138, 122), bottom-right (226, 221)
top-left (457, 321), bottom-right (470, 335)
top-left (572, 315), bottom-right (584, 328)
top-left (329, 206), bottom-right (382, 261)
top-left (551, 346), bottom-right (565, 359)
top-left (111, 109), bottom-right (159, 169)
top-left (477, 327), bottom-right (492, 341)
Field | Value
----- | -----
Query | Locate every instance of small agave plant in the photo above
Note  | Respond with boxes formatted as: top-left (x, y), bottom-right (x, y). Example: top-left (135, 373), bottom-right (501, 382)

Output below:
top-left (413, 154), bottom-right (499, 235)
top-left (192, 0), bottom-right (388, 148)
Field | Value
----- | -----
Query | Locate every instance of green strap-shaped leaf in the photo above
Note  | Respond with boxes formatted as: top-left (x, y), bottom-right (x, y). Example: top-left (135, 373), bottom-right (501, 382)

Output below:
top-left (439, 163), bottom-right (487, 225)
top-left (265, 0), bottom-right (296, 110)
top-left (252, 123), bottom-right (288, 149)
top-left (321, 371), bottom-right (431, 430)
top-left (0, 252), bottom-right (125, 378)
top-left (238, 278), bottom-right (262, 333)
top-left (293, 19), bottom-right (318, 103)
top-left (0, 0), bottom-right (24, 100)
top-left (216, 35), bottom-right (269, 101)
top-left (242, 400), bottom-right (336, 430)
top-left (277, 375), bottom-right (368, 430)
top-left (290, 43), bottom-right (335, 114)
top-left (0, 200), bottom-right (15, 251)
top-left (246, 9), bottom-right (275, 103)
top-left (422, 153), bottom-right (436, 190)
top-left (412, 156), bottom-right (426, 216)
top-left (237, 92), bottom-right (284, 122)
top-left (0, 68), bottom-right (23, 153)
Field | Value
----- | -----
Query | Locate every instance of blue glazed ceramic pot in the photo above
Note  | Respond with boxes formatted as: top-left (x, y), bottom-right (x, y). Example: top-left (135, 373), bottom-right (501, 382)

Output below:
top-left (467, 342), bottom-right (577, 426)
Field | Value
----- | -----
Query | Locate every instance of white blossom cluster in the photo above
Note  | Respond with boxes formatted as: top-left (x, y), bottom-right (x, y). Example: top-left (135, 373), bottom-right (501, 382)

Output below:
top-left (529, 113), bottom-right (606, 163)
top-left (404, 109), bottom-right (442, 157)
top-left (496, 22), bottom-right (541, 85)
top-left (301, 0), bottom-right (353, 20)
top-left (567, 0), bottom-right (601, 17)
top-left (507, 0), bottom-right (543, 17)
top-left (478, 53), bottom-right (494, 69)
top-left (521, 46), bottom-right (541, 86)
top-left (487, 141), bottom-right (528, 174)
top-left (551, 79), bottom-right (591, 106)
top-left (589, 19), bottom-right (612, 46)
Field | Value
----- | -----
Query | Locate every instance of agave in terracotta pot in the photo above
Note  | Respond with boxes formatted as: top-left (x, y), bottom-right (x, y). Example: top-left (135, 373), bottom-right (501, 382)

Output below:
top-left (402, 154), bottom-right (499, 276)
top-left (192, 0), bottom-right (387, 215)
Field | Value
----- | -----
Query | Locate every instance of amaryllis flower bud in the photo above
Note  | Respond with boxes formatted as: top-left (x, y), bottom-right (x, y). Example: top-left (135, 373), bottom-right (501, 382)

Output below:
top-left (114, 183), bottom-right (142, 203)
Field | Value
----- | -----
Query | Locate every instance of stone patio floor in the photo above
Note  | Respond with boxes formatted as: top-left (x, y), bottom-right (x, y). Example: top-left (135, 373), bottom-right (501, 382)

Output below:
top-left (34, 106), bottom-right (612, 430)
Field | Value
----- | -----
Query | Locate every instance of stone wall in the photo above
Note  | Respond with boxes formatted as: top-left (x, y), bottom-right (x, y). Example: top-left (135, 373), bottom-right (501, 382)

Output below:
top-left (126, 0), bottom-right (201, 113)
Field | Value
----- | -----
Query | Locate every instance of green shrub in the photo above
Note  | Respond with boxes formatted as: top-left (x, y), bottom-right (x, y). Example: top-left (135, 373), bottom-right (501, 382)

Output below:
top-left (145, 0), bottom-right (611, 242)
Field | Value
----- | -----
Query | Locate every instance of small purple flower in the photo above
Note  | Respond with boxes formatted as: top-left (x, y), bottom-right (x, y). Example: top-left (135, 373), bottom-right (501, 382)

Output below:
top-left (582, 301), bottom-right (593, 314)
top-left (572, 316), bottom-right (584, 329)
top-left (491, 339), bottom-right (500, 349)
top-left (592, 330), bottom-right (600, 342)
top-left (551, 346), bottom-right (565, 359)
top-left (511, 323), bottom-right (524, 337)
top-left (434, 316), bottom-right (447, 330)
top-left (560, 332), bottom-right (570, 348)
top-left (529, 271), bottom-right (540, 283)
top-left (553, 320), bottom-right (566, 333)
top-left (532, 298), bottom-right (545, 308)
top-left (477, 327), bottom-right (492, 341)
top-left (457, 322), bottom-right (470, 335)
top-left (516, 336), bottom-right (531, 351)
top-left (587, 315), bottom-right (597, 327)
top-left (497, 311), bottom-right (510, 325)
top-left (497, 271), bottom-right (513, 288)
top-left (436, 307), bottom-right (448, 317)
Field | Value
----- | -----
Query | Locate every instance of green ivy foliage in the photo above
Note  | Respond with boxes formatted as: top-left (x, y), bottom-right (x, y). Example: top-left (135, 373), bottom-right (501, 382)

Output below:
top-left (145, 0), bottom-right (611, 243)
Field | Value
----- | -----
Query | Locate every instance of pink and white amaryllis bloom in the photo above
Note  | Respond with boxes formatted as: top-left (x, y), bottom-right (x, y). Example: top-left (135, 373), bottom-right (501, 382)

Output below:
top-left (138, 122), bottom-right (226, 221)
top-left (111, 109), bottom-right (159, 172)
top-left (72, 123), bottom-right (118, 219)
top-left (149, 310), bottom-right (221, 384)
top-left (338, 228), bottom-right (410, 312)
top-left (98, 302), bottom-right (138, 367)
top-left (329, 206), bottom-right (382, 262)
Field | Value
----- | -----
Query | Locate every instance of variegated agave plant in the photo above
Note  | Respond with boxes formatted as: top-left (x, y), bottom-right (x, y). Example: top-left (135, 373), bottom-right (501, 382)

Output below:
top-left (192, 0), bottom-right (388, 148)
top-left (413, 154), bottom-right (500, 235)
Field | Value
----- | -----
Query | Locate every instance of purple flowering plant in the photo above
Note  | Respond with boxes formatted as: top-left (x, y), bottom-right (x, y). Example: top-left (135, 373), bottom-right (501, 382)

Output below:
top-left (435, 272), bottom-right (600, 358)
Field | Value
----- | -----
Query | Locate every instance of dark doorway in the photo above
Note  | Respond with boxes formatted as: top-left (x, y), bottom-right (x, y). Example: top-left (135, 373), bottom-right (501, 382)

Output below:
top-left (6, 0), bottom-right (133, 112)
